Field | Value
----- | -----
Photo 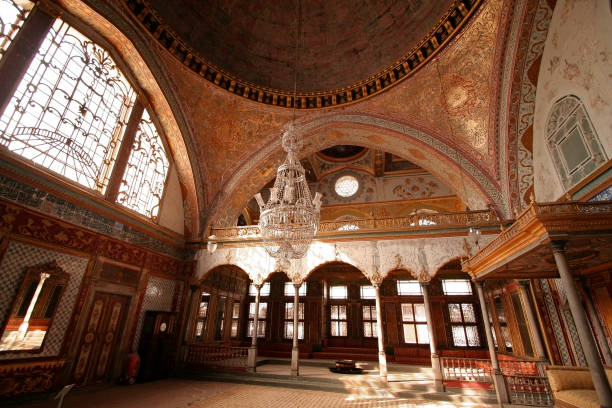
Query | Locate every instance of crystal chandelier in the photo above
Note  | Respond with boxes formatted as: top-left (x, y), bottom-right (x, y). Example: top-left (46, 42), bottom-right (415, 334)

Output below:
top-left (254, 0), bottom-right (321, 269)
top-left (255, 123), bottom-right (322, 269)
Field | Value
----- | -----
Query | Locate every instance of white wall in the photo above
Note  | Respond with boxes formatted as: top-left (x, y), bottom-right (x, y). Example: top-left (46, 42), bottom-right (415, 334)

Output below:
top-left (533, 0), bottom-right (612, 200)
top-left (158, 165), bottom-right (185, 235)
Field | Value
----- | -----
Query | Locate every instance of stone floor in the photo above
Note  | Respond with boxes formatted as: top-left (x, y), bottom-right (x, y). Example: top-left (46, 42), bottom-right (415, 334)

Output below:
top-left (10, 378), bottom-right (497, 408)
top-left (7, 360), bottom-right (501, 408)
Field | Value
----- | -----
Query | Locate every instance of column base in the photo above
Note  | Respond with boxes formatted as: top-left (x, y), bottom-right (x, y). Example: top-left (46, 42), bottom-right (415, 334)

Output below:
top-left (492, 369), bottom-right (510, 404)
top-left (247, 345), bottom-right (257, 373)
top-left (291, 347), bottom-right (300, 377)
top-left (430, 353), bottom-right (445, 392)
top-left (378, 351), bottom-right (388, 381)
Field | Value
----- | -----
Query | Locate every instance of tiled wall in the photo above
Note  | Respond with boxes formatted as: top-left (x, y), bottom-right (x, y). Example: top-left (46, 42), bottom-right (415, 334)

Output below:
top-left (0, 241), bottom-right (88, 360)
top-left (0, 172), bottom-right (185, 259)
top-left (132, 275), bottom-right (176, 349)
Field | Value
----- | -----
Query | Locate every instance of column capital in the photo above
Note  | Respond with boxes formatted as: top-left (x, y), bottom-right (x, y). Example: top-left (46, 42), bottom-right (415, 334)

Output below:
top-left (472, 280), bottom-right (484, 289)
top-left (550, 240), bottom-right (566, 252)
top-left (189, 284), bottom-right (199, 292)
top-left (419, 280), bottom-right (430, 288)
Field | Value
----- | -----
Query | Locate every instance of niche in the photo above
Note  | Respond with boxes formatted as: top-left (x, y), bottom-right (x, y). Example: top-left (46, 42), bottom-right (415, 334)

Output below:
top-left (0, 261), bottom-right (69, 352)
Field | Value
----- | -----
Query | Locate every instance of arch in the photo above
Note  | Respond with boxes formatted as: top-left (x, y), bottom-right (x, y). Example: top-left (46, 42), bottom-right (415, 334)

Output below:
top-left (207, 112), bottom-right (506, 230)
top-left (198, 263), bottom-right (251, 286)
top-left (57, 0), bottom-right (204, 238)
top-left (306, 261), bottom-right (368, 283)
top-left (433, 257), bottom-right (466, 279)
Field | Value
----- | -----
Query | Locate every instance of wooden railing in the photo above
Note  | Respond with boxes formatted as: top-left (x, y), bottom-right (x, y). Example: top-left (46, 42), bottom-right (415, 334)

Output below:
top-left (210, 209), bottom-right (500, 242)
top-left (441, 357), bottom-right (493, 384)
top-left (441, 357), bottom-right (553, 406)
top-left (185, 344), bottom-right (248, 371)
top-left (462, 200), bottom-right (612, 270)
top-left (500, 360), bottom-right (554, 406)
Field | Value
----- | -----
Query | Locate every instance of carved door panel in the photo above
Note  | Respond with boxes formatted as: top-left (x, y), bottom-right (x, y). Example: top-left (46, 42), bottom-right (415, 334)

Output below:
top-left (72, 292), bottom-right (129, 385)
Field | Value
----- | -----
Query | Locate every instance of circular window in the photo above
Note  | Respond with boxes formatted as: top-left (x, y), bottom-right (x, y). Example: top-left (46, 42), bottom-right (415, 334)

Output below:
top-left (335, 175), bottom-right (359, 197)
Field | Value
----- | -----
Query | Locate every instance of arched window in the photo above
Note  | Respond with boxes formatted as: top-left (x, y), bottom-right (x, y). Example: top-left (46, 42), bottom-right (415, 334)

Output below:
top-left (0, 12), bottom-right (170, 220)
top-left (117, 109), bottom-right (169, 219)
top-left (0, 0), bottom-right (32, 61)
top-left (0, 19), bottom-right (135, 192)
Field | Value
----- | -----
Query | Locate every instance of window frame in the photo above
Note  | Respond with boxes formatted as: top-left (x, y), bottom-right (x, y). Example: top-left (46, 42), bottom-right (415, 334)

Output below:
top-left (447, 302), bottom-right (480, 347)
top-left (283, 302), bottom-right (305, 340)
top-left (330, 304), bottom-right (348, 337)
top-left (400, 302), bottom-right (429, 345)
top-left (247, 301), bottom-right (267, 338)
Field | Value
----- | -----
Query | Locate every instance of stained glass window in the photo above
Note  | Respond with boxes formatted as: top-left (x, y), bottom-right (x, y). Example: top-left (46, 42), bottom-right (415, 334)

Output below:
top-left (362, 305), bottom-right (377, 337)
top-left (448, 303), bottom-right (480, 347)
top-left (247, 302), bottom-right (266, 338)
top-left (401, 303), bottom-right (429, 344)
top-left (334, 175), bottom-right (359, 197)
top-left (284, 302), bottom-right (304, 339)
top-left (0, 19), bottom-right (136, 193)
top-left (0, 0), bottom-right (32, 61)
top-left (330, 305), bottom-right (347, 336)
top-left (117, 109), bottom-right (169, 219)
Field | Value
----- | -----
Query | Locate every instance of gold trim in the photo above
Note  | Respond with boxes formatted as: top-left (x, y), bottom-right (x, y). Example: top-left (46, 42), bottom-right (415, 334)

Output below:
top-left (120, 0), bottom-right (483, 109)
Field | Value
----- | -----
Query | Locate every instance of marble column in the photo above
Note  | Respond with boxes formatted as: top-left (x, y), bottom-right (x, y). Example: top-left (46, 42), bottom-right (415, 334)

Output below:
top-left (420, 281), bottom-right (444, 391)
top-left (374, 283), bottom-right (388, 380)
top-left (475, 281), bottom-right (510, 404)
top-left (291, 283), bottom-right (301, 377)
top-left (18, 273), bottom-right (50, 338)
top-left (581, 279), bottom-right (612, 365)
top-left (551, 241), bottom-right (612, 407)
top-left (247, 283), bottom-right (261, 373)
top-left (321, 279), bottom-right (328, 344)
top-left (517, 280), bottom-right (548, 361)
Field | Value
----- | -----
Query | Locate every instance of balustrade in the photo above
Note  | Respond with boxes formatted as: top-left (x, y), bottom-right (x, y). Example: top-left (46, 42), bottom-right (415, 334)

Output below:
top-left (210, 209), bottom-right (499, 242)
top-left (185, 344), bottom-right (248, 371)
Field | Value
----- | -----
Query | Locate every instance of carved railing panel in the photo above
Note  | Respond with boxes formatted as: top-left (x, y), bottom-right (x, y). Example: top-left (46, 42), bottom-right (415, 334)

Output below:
top-left (463, 201), bottom-right (612, 270)
top-left (211, 209), bottom-right (500, 242)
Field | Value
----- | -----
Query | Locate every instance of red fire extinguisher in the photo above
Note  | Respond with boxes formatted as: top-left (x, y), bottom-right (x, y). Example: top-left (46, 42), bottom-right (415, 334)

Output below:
top-left (122, 352), bottom-right (140, 385)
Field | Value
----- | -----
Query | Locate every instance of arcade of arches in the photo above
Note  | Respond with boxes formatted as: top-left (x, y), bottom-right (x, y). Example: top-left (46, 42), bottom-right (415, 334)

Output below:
top-left (1, 0), bottom-right (612, 406)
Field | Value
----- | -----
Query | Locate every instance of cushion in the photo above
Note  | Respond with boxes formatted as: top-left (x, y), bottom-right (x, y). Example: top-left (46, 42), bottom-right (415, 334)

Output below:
top-left (555, 389), bottom-right (599, 408)
top-left (546, 367), bottom-right (594, 392)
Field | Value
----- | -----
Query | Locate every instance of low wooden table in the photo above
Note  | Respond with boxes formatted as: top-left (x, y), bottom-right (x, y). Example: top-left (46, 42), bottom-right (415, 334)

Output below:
top-left (329, 360), bottom-right (363, 374)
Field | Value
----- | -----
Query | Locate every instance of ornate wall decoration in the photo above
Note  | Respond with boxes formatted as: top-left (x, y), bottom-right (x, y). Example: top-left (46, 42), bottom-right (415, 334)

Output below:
top-left (545, 95), bottom-right (607, 190)
top-left (0, 359), bottom-right (65, 398)
top-left (498, 0), bottom-right (555, 213)
top-left (388, 175), bottom-right (453, 200)
top-left (197, 235), bottom-right (495, 285)
top-left (119, 0), bottom-right (482, 110)
top-left (132, 275), bottom-right (176, 349)
top-left (0, 172), bottom-right (184, 259)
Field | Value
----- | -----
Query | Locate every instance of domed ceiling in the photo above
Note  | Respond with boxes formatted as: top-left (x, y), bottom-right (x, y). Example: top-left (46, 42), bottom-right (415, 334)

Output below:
top-left (124, 0), bottom-right (482, 108)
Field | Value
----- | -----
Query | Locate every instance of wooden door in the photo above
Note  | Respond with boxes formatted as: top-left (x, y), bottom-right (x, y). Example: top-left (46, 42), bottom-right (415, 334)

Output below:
top-left (72, 292), bottom-right (130, 385)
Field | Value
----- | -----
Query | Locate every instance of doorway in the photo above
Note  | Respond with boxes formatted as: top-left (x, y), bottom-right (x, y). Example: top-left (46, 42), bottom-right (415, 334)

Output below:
top-left (71, 292), bottom-right (130, 385)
